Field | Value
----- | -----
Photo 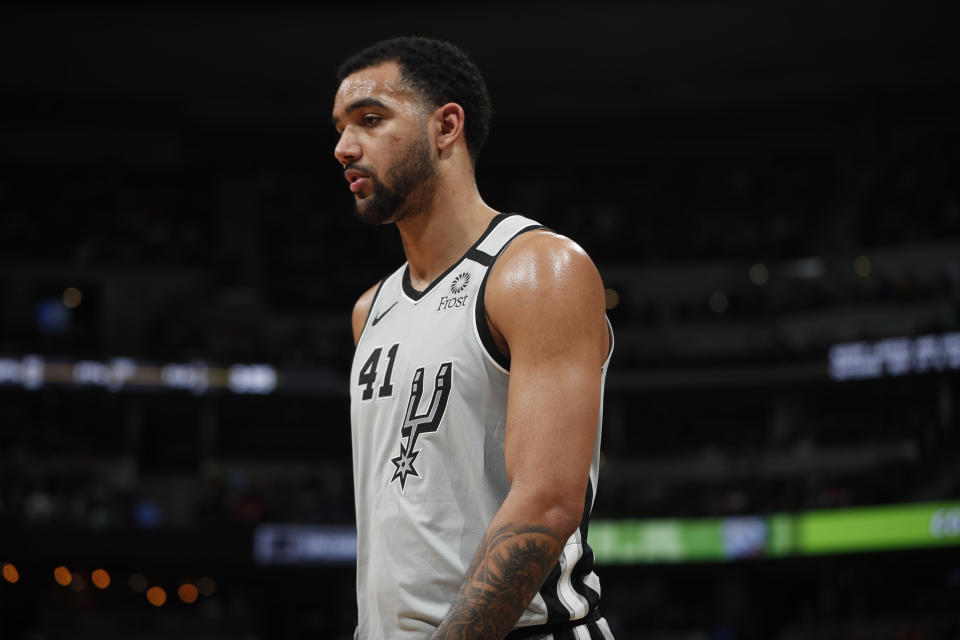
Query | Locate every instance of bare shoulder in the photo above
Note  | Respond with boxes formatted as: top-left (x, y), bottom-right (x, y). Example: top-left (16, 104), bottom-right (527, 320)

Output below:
top-left (352, 280), bottom-right (382, 346)
top-left (485, 230), bottom-right (608, 363)
top-left (487, 229), bottom-right (604, 302)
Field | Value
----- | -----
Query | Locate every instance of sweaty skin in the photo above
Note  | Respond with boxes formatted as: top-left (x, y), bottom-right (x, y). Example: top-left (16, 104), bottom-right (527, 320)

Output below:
top-left (429, 231), bottom-right (608, 640)
top-left (353, 230), bottom-right (609, 640)
top-left (334, 61), bottom-right (496, 285)
top-left (340, 61), bottom-right (609, 640)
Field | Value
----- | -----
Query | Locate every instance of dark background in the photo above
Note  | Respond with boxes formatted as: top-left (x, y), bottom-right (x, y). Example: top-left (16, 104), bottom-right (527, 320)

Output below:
top-left (1, 2), bottom-right (959, 638)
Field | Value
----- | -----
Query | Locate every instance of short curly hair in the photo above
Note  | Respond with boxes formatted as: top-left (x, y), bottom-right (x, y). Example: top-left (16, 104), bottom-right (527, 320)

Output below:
top-left (337, 37), bottom-right (492, 164)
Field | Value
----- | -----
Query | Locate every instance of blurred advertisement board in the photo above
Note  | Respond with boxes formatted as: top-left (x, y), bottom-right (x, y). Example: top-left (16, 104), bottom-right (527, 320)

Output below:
top-left (590, 501), bottom-right (960, 564)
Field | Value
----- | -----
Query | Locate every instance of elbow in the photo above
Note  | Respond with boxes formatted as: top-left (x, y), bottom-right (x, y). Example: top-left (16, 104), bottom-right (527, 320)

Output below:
top-left (507, 468), bottom-right (591, 541)
top-left (547, 505), bottom-right (584, 542)
top-left (523, 490), bottom-right (586, 542)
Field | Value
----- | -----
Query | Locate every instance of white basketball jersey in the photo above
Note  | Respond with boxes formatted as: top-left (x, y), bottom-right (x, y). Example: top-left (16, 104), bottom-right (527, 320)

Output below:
top-left (349, 214), bottom-right (613, 639)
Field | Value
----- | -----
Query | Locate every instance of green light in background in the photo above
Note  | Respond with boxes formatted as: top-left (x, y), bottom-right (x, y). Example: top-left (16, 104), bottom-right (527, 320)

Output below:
top-left (765, 514), bottom-right (794, 558)
top-left (591, 518), bottom-right (727, 564)
top-left (590, 501), bottom-right (960, 565)
top-left (798, 501), bottom-right (960, 555)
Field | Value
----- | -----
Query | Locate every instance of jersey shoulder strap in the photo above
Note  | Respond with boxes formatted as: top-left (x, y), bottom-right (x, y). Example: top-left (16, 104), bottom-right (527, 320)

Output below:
top-left (472, 214), bottom-right (545, 371)
top-left (466, 214), bottom-right (543, 267)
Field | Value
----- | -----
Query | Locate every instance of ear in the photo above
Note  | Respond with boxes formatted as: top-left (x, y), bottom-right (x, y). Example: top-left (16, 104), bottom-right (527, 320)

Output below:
top-left (434, 103), bottom-right (466, 153)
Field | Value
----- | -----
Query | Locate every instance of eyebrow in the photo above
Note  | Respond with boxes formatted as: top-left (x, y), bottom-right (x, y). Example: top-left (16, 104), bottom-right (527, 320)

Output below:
top-left (331, 98), bottom-right (389, 127)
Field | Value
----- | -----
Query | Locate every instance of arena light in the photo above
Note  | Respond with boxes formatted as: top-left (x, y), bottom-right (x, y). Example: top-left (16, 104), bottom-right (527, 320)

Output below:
top-left (604, 288), bottom-right (620, 310)
top-left (228, 364), bottom-right (278, 394)
top-left (53, 566), bottom-right (72, 586)
top-left (253, 524), bottom-right (358, 566)
top-left (0, 355), bottom-right (45, 389)
top-left (91, 568), bottom-right (111, 589)
top-left (146, 586), bottom-right (167, 607)
top-left (800, 502), bottom-right (960, 554)
top-left (829, 332), bottom-right (960, 381)
top-left (178, 583), bottom-right (199, 604)
top-left (62, 287), bottom-right (83, 308)
top-left (749, 263), bottom-right (769, 285)
top-left (2, 563), bottom-right (19, 583)
top-left (73, 358), bottom-right (137, 392)
top-left (589, 500), bottom-right (960, 564)
top-left (0, 353), bottom-right (279, 395)
top-left (161, 362), bottom-right (210, 394)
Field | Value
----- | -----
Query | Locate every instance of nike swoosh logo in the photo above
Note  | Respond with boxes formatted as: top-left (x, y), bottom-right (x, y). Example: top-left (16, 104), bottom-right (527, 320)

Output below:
top-left (371, 301), bottom-right (399, 326)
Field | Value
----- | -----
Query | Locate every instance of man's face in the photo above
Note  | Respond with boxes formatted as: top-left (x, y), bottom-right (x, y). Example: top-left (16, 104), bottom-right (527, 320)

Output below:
top-left (332, 61), bottom-right (438, 225)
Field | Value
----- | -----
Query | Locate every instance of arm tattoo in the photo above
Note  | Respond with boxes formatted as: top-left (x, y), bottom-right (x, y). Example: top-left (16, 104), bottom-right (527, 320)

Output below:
top-left (431, 522), bottom-right (564, 640)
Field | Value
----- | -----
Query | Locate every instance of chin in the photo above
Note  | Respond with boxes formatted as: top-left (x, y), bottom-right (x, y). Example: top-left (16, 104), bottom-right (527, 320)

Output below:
top-left (354, 199), bottom-right (396, 226)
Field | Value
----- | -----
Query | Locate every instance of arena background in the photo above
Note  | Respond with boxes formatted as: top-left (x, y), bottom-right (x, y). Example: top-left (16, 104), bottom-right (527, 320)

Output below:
top-left (2, 2), bottom-right (959, 638)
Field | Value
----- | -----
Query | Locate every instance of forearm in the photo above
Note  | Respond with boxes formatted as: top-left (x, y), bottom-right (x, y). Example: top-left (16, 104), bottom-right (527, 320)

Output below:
top-left (430, 496), bottom-right (571, 640)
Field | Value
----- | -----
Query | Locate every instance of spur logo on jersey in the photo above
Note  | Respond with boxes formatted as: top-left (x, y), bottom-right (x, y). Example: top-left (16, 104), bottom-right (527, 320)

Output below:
top-left (437, 272), bottom-right (471, 311)
top-left (390, 362), bottom-right (452, 491)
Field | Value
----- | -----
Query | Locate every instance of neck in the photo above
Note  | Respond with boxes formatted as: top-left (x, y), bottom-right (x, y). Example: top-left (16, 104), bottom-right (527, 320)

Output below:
top-left (396, 172), bottom-right (498, 291)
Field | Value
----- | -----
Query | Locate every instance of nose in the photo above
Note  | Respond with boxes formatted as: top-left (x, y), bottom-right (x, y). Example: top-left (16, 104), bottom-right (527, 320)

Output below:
top-left (334, 128), bottom-right (361, 167)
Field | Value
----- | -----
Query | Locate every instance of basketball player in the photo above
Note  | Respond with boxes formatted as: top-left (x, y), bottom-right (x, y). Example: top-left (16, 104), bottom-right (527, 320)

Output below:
top-left (333, 37), bottom-right (614, 640)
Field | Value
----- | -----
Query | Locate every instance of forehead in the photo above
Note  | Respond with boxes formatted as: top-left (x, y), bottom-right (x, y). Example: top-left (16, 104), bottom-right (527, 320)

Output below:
top-left (332, 61), bottom-right (420, 115)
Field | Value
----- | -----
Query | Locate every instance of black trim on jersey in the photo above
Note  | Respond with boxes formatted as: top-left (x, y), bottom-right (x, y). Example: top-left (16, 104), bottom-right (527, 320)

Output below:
top-left (473, 223), bottom-right (546, 371)
top-left (570, 480), bottom-right (601, 609)
top-left (505, 608), bottom-right (602, 639)
top-left (537, 563), bottom-right (566, 624)
top-left (400, 212), bottom-right (510, 301)
top-left (355, 278), bottom-right (386, 346)
top-left (464, 247), bottom-right (494, 267)
top-left (586, 618), bottom-right (608, 640)
top-left (534, 479), bottom-right (601, 626)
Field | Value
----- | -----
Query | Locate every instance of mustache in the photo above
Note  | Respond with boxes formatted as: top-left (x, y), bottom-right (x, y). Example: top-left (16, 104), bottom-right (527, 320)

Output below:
top-left (345, 162), bottom-right (376, 178)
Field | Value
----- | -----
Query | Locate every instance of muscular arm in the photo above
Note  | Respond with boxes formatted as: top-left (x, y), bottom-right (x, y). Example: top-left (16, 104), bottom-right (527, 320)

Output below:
top-left (431, 232), bottom-right (609, 640)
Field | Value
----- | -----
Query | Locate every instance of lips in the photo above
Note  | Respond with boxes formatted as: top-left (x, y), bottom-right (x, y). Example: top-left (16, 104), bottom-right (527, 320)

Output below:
top-left (344, 169), bottom-right (370, 194)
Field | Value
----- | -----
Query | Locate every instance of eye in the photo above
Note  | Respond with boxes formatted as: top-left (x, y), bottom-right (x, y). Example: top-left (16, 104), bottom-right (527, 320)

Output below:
top-left (362, 114), bottom-right (382, 127)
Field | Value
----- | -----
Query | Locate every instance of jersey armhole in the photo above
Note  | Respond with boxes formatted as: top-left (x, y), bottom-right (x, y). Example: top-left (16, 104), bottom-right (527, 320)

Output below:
top-left (602, 315), bottom-right (615, 371)
top-left (472, 225), bottom-right (546, 374)
top-left (354, 278), bottom-right (386, 348)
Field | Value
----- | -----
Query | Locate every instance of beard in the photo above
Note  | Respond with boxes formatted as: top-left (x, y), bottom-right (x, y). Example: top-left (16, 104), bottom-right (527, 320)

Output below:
top-left (352, 133), bottom-right (437, 226)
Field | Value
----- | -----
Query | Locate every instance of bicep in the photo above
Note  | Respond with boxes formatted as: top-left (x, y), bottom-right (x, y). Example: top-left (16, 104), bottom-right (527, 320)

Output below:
top-left (505, 340), bottom-right (603, 495)
top-left (487, 235), bottom-right (607, 505)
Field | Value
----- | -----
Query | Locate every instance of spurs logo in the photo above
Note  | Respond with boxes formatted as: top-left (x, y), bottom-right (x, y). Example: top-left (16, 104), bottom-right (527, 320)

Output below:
top-left (390, 362), bottom-right (452, 491)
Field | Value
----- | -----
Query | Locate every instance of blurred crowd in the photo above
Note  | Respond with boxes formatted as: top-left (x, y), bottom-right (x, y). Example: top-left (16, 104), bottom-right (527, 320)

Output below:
top-left (2, 66), bottom-right (959, 640)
